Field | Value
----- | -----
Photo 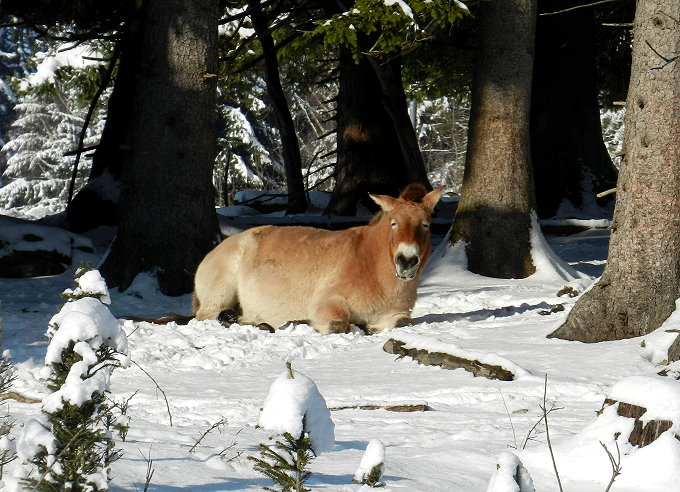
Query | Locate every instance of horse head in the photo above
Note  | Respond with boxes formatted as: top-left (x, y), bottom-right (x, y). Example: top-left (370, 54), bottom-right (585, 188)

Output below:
top-left (369, 184), bottom-right (443, 282)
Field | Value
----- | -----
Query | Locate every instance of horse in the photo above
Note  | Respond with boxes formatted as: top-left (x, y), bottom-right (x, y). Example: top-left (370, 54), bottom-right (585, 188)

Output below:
top-left (192, 183), bottom-right (443, 334)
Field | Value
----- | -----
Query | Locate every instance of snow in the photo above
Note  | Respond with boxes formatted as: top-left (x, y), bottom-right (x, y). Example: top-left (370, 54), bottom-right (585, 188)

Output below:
top-left (354, 439), bottom-right (385, 483)
top-left (19, 44), bottom-right (101, 89)
top-left (258, 366), bottom-right (335, 455)
top-left (1, 208), bottom-right (680, 491)
top-left (384, 0), bottom-right (414, 19)
top-left (63, 269), bottom-right (112, 305)
top-left (485, 451), bottom-right (534, 492)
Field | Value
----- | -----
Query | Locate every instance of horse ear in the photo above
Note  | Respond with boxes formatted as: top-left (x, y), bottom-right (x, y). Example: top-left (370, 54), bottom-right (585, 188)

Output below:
top-left (369, 193), bottom-right (398, 212)
top-left (422, 186), bottom-right (444, 215)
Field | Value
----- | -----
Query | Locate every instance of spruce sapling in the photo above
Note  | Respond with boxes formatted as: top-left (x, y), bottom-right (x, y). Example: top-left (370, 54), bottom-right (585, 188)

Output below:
top-left (13, 266), bottom-right (129, 491)
top-left (249, 361), bottom-right (335, 492)
top-left (353, 439), bottom-right (386, 487)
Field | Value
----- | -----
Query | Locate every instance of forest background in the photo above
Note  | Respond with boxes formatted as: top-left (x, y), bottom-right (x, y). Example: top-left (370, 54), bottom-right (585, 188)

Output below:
top-left (0, 0), bottom-right (678, 344)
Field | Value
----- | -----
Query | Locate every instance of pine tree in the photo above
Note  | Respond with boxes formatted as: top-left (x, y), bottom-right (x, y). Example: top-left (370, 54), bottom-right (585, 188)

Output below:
top-left (0, 42), bottom-right (107, 215)
top-left (13, 266), bottom-right (128, 491)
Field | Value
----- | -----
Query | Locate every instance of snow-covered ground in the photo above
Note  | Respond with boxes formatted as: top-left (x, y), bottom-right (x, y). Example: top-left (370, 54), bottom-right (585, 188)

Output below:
top-left (1, 212), bottom-right (680, 491)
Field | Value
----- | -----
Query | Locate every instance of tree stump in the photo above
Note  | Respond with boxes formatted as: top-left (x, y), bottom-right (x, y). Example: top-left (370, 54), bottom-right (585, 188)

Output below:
top-left (601, 398), bottom-right (677, 448)
top-left (383, 338), bottom-right (516, 381)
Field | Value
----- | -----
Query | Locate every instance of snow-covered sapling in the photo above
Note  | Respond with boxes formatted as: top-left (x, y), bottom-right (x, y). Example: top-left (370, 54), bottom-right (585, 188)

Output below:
top-left (486, 451), bottom-right (535, 492)
top-left (353, 439), bottom-right (386, 487)
top-left (12, 267), bottom-right (129, 492)
top-left (249, 362), bottom-right (335, 492)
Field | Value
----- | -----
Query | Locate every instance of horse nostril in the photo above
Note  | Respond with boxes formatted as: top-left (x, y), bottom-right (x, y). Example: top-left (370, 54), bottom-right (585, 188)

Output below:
top-left (396, 254), bottom-right (420, 271)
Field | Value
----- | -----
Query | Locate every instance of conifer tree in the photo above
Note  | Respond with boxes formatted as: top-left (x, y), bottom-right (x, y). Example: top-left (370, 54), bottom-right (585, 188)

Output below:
top-left (0, 43), bottom-right (107, 214)
top-left (12, 266), bottom-right (128, 491)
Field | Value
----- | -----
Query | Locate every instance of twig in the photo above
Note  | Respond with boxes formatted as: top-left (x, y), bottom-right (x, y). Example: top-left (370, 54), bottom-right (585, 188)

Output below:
top-left (540, 0), bottom-right (617, 16)
top-left (136, 446), bottom-right (155, 492)
top-left (131, 361), bottom-right (173, 427)
top-left (645, 40), bottom-right (679, 70)
top-left (189, 418), bottom-right (229, 453)
top-left (499, 389), bottom-right (518, 449)
top-left (600, 440), bottom-right (622, 492)
top-left (541, 374), bottom-right (564, 492)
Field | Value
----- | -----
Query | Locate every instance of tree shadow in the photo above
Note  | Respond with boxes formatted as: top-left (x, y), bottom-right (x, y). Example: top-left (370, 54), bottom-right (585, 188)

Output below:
top-left (413, 301), bottom-right (557, 325)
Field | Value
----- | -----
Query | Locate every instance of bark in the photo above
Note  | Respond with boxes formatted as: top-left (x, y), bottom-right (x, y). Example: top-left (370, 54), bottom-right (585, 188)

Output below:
top-left (100, 0), bottom-right (220, 296)
top-left (250, 1), bottom-right (308, 215)
top-left (451, 0), bottom-right (538, 278)
top-left (325, 33), bottom-right (431, 216)
top-left (531, 0), bottom-right (618, 219)
top-left (66, 13), bottom-right (144, 233)
top-left (325, 48), bottom-right (416, 215)
top-left (549, 0), bottom-right (680, 342)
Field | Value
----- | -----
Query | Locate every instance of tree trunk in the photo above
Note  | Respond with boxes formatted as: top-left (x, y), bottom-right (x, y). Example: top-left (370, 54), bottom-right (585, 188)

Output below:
top-left (549, 0), bottom-right (680, 342)
top-left (451, 0), bottom-right (538, 278)
top-left (100, 0), bottom-right (220, 296)
top-left (530, 0), bottom-right (618, 219)
top-left (66, 12), bottom-right (144, 233)
top-left (324, 48), bottom-right (417, 215)
top-left (250, 1), bottom-right (308, 215)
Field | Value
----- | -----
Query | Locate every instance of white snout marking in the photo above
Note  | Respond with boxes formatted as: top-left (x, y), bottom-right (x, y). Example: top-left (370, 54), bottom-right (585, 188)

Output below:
top-left (396, 243), bottom-right (420, 258)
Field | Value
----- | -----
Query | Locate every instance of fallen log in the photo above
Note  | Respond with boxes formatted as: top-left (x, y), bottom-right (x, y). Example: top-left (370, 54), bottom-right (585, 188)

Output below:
top-left (383, 338), bottom-right (517, 381)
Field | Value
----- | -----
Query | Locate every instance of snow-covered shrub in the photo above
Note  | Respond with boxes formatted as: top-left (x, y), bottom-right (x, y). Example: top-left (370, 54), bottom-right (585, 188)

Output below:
top-left (11, 267), bottom-right (129, 491)
top-left (353, 439), bottom-right (385, 487)
top-left (249, 362), bottom-right (334, 492)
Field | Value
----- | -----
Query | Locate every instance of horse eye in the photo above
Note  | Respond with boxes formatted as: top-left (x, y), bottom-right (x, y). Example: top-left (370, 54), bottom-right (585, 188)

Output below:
top-left (391, 221), bottom-right (397, 229)
top-left (422, 223), bottom-right (430, 230)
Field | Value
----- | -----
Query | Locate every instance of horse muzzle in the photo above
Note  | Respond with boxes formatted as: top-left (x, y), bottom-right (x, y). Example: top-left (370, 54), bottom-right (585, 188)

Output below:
top-left (395, 253), bottom-right (420, 282)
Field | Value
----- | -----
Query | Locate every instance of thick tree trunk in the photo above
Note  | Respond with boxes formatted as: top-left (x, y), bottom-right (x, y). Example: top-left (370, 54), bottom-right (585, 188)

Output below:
top-left (100, 0), bottom-right (220, 296)
top-left (549, 0), bottom-right (680, 342)
top-left (451, 0), bottom-right (538, 278)
top-left (66, 12), bottom-right (144, 233)
top-left (366, 55), bottom-right (431, 186)
top-left (531, 0), bottom-right (618, 219)
top-left (325, 48), bottom-right (416, 215)
top-left (250, 1), bottom-right (307, 215)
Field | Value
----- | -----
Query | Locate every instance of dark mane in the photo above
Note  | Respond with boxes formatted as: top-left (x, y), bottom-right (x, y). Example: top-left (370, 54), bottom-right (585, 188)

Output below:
top-left (399, 183), bottom-right (427, 203)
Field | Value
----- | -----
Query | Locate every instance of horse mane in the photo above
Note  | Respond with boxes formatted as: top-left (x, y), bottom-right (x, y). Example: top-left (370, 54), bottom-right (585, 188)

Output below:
top-left (399, 183), bottom-right (427, 203)
top-left (368, 183), bottom-right (428, 225)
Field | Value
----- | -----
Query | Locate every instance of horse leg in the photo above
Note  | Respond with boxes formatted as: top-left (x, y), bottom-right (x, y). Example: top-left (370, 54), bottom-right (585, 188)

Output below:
top-left (194, 283), bottom-right (238, 321)
top-left (310, 295), bottom-right (351, 334)
top-left (193, 242), bottom-right (240, 321)
top-left (366, 313), bottom-right (412, 334)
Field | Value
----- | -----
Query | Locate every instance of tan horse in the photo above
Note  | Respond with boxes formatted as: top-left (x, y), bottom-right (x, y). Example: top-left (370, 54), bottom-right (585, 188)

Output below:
top-left (193, 184), bottom-right (442, 334)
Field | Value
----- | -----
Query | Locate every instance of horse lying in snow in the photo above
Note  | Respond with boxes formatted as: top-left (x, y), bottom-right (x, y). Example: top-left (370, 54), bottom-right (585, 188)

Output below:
top-left (193, 184), bottom-right (443, 334)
